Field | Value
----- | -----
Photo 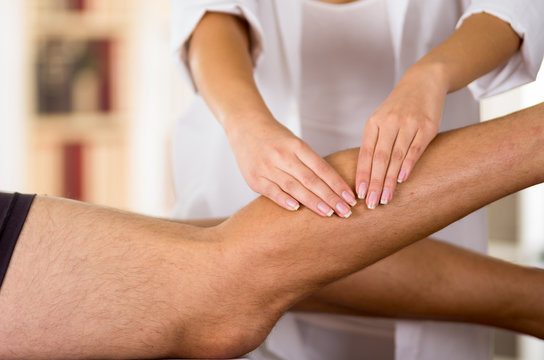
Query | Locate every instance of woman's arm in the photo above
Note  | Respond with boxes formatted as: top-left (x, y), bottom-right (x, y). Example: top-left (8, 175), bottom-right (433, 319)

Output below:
top-left (357, 12), bottom-right (521, 207)
top-left (188, 12), bottom-right (356, 217)
top-left (419, 12), bottom-right (521, 93)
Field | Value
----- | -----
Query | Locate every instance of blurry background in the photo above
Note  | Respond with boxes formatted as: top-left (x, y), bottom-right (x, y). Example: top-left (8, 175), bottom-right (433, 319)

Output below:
top-left (0, 1), bottom-right (542, 359)
top-left (0, 0), bottom-right (193, 216)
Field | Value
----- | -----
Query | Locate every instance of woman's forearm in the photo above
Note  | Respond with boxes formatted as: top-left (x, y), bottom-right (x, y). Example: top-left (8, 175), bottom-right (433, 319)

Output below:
top-left (188, 11), bottom-right (273, 131)
top-left (411, 12), bottom-right (521, 93)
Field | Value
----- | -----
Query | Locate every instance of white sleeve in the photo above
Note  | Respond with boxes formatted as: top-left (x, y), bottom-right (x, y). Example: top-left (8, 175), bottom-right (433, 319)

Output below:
top-left (456, 0), bottom-right (544, 99)
top-left (169, 0), bottom-right (264, 91)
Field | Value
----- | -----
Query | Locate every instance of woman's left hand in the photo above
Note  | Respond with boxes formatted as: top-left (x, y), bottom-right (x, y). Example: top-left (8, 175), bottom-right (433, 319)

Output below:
top-left (355, 65), bottom-right (447, 209)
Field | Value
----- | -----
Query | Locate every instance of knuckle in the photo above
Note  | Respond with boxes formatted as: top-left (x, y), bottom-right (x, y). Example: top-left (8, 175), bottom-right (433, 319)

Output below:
top-left (360, 145), bottom-right (374, 159)
top-left (402, 158), bottom-right (414, 170)
top-left (251, 182), bottom-right (266, 195)
top-left (270, 147), bottom-right (288, 162)
top-left (356, 170), bottom-right (370, 182)
top-left (370, 173), bottom-right (385, 187)
top-left (384, 175), bottom-right (398, 189)
top-left (301, 174), bottom-right (318, 187)
top-left (314, 160), bottom-right (331, 175)
top-left (392, 147), bottom-right (405, 162)
top-left (282, 178), bottom-right (298, 193)
top-left (325, 193), bottom-right (341, 205)
top-left (246, 176), bottom-right (259, 189)
top-left (290, 137), bottom-right (307, 153)
top-left (409, 144), bottom-right (423, 156)
top-left (387, 113), bottom-right (402, 125)
top-left (367, 115), bottom-right (380, 126)
top-left (407, 118), bottom-right (420, 129)
top-left (422, 118), bottom-right (438, 132)
top-left (373, 149), bottom-right (389, 164)
top-left (330, 179), bottom-right (347, 193)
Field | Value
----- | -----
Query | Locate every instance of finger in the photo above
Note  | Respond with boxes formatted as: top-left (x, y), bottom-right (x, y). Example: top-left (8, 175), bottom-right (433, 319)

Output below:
top-left (296, 148), bottom-right (357, 207)
top-left (380, 129), bottom-right (417, 205)
top-left (272, 167), bottom-right (348, 218)
top-left (256, 177), bottom-right (300, 211)
top-left (356, 124), bottom-right (379, 200)
top-left (398, 130), bottom-right (433, 183)
top-left (282, 160), bottom-right (353, 218)
top-left (366, 127), bottom-right (398, 210)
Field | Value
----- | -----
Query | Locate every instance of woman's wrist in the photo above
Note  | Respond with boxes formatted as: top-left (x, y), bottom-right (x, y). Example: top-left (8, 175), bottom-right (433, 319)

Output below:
top-left (402, 60), bottom-right (451, 95)
top-left (222, 108), bottom-right (278, 140)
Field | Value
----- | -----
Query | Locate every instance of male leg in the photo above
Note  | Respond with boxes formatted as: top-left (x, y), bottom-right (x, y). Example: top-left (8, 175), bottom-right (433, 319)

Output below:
top-left (0, 103), bottom-right (543, 359)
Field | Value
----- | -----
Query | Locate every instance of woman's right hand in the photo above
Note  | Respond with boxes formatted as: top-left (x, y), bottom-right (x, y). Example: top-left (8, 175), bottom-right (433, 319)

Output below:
top-left (227, 115), bottom-right (356, 218)
top-left (188, 13), bottom-right (354, 217)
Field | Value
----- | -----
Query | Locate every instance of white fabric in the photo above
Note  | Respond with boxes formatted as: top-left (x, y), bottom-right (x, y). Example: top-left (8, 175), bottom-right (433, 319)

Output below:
top-left (300, 0), bottom-right (395, 156)
top-left (291, 2), bottom-right (397, 357)
top-left (169, 1), bottom-right (544, 359)
top-left (169, 0), bottom-right (264, 92)
top-left (457, 0), bottom-right (544, 99)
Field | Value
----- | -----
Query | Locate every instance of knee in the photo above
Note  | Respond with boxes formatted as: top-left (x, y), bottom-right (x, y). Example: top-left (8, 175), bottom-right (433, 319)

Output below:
top-left (167, 312), bottom-right (274, 358)
top-left (164, 238), bottom-right (280, 358)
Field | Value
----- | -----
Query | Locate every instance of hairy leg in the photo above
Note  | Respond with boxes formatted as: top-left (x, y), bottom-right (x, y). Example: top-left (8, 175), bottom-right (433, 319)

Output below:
top-left (0, 104), bottom-right (543, 359)
top-left (292, 237), bottom-right (544, 338)
top-left (0, 198), bottom-right (252, 359)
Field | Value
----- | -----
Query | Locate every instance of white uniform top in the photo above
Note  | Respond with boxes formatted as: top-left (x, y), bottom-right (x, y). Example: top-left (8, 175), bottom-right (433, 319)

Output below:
top-left (169, 1), bottom-right (544, 359)
top-left (300, 0), bottom-right (396, 156)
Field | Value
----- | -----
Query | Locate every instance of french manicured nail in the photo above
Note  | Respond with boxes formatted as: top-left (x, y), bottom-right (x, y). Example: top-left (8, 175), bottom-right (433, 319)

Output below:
top-left (286, 199), bottom-right (300, 211)
top-left (318, 202), bottom-right (334, 216)
top-left (336, 202), bottom-right (352, 218)
top-left (357, 182), bottom-right (367, 199)
top-left (380, 188), bottom-right (391, 205)
top-left (367, 192), bottom-right (379, 210)
top-left (397, 169), bottom-right (408, 183)
top-left (342, 191), bottom-right (357, 207)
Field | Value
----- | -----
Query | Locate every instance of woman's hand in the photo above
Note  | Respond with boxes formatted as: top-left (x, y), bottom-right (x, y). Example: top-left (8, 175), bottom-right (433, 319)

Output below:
top-left (227, 114), bottom-right (356, 217)
top-left (356, 64), bottom-right (447, 209)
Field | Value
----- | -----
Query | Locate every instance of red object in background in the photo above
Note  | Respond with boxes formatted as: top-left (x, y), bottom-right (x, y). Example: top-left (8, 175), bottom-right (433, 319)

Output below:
top-left (63, 143), bottom-right (84, 201)
top-left (66, 0), bottom-right (85, 11)
top-left (94, 40), bottom-right (112, 112)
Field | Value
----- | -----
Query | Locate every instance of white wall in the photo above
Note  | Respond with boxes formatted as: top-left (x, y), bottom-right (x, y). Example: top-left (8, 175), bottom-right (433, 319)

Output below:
top-left (0, 1), bottom-right (27, 192)
top-left (128, 0), bottom-right (193, 216)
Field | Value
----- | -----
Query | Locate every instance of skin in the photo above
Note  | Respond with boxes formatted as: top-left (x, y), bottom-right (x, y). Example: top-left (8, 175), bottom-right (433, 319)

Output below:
top-left (187, 4), bottom-right (521, 217)
top-left (0, 103), bottom-right (543, 359)
top-left (357, 10), bottom-right (522, 208)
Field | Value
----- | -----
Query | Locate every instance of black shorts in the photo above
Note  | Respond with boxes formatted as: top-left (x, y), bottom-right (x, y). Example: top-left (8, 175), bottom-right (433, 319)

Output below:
top-left (0, 192), bottom-right (36, 290)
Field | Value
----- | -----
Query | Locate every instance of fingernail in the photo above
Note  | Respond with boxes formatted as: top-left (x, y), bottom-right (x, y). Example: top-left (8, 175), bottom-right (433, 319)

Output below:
top-left (367, 192), bottom-right (378, 210)
top-left (380, 188), bottom-right (391, 205)
top-left (318, 202), bottom-right (334, 217)
top-left (342, 191), bottom-right (357, 207)
top-left (398, 169), bottom-right (408, 183)
top-left (357, 183), bottom-right (367, 199)
top-left (286, 199), bottom-right (300, 211)
top-left (336, 202), bottom-right (351, 218)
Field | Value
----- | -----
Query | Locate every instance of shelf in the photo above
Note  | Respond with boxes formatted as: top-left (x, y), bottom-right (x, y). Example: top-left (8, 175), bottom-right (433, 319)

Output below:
top-left (31, 13), bottom-right (129, 39)
top-left (30, 112), bottom-right (127, 142)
